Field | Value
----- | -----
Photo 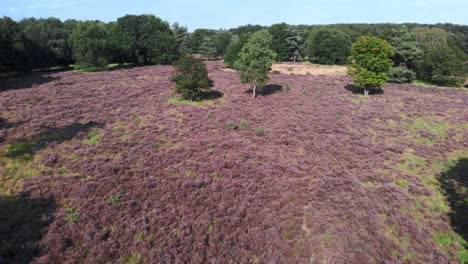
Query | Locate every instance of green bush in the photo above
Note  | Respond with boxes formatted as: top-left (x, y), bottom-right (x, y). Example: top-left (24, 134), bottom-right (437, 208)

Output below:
top-left (388, 67), bottom-right (416, 83)
top-left (227, 121), bottom-right (238, 130)
top-left (347, 36), bottom-right (394, 94)
top-left (172, 54), bottom-right (212, 100)
top-left (255, 128), bottom-right (265, 136)
top-left (239, 119), bottom-right (249, 129)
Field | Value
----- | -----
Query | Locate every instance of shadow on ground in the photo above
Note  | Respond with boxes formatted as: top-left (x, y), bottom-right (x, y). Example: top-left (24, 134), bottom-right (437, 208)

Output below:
top-left (245, 84), bottom-right (283, 96)
top-left (345, 84), bottom-right (384, 95)
top-left (5, 122), bottom-right (103, 158)
top-left (0, 74), bottom-right (60, 92)
top-left (440, 157), bottom-right (468, 242)
top-left (0, 194), bottom-right (56, 264)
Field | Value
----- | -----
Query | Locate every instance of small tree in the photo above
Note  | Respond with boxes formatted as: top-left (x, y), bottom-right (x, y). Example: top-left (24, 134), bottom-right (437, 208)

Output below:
top-left (348, 35), bottom-right (394, 95)
top-left (172, 54), bottom-right (211, 100)
top-left (234, 30), bottom-right (276, 98)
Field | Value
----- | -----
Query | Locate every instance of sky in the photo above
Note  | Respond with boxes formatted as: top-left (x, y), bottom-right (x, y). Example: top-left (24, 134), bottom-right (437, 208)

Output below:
top-left (2, 0), bottom-right (467, 31)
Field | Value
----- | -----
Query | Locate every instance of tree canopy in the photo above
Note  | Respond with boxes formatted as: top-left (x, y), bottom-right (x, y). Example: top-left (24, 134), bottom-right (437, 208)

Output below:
top-left (307, 28), bottom-right (351, 65)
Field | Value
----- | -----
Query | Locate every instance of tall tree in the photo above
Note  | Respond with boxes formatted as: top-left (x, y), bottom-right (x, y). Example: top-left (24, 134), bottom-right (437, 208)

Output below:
top-left (269, 23), bottom-right (289, 61)
top-left (199, 36), bottom-right (217, 59)
top-left (418, 45), bottom-right (465, 87)
top-left (213, 31), bottom-right (232, 57)
top-left (71, 21), bottom-right (109, 70)
top-left (308, 28), bottom-right (351, 65)
top-left (347, 35), bottom-right (394, 95)
top-left (286, 27), bottom-right (305, 62)
top-left (187, 29), bottom-right (216, 54)
top-left (224, 34), bottom-right (249, 68)
top-left (115, 15), bottom-right (177, 65)
top-left (0, 17), bottom-right (31, 71)
top-left (235, 30), bottom-right (276, 98)
top-left (385, 26), bottom-right (423, 70)
top-left (172, 22), bottom-right (189, 55)
top-left (414, 27), bottom-right (448, 51)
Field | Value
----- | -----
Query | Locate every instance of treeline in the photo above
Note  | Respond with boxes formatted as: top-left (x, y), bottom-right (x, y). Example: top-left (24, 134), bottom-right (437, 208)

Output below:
top-left (1, 15), bottom-right (466, 86)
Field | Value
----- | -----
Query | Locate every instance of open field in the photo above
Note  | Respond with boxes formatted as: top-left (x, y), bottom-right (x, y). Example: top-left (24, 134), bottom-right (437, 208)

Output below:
top-left (0, 61), bottom-right (467, 263)
top-left (271, 62), bottom-right (348, 76)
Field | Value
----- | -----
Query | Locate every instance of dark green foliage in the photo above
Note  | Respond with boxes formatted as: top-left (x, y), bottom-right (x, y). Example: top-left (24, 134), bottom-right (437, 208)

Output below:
top-left (418, 45), bottom-right (465, 87)
top-left (0, 17), bottom-right (31, 71)
top-left (348, 36), bottom-right (394, 93)
top-left (286, 27), bottom-right (305, 62)
top-left (187, 29), bottom-right (217, 54)
top-left (213, 31), bottom-right (232, 57)
top-left (384, 26), bottom-right (423, 70)
top-left (229, 24), bottom-right (264, 36)
top-left (307, 28), bottom-right (351, 65)
top-left (199, 36), bottom-right (217, 59)
top-left (388, 66), bottom-right (416, 83)
top-left (235, 30), bottom-right (276, 98)
top-left (172, 55), bottom-right (212, 100)
top-left (227, 121), bottom-right (238, 130)
top-left (114, 15), bottom-right (177, 65)
top-left (71, 21), bottom-right (109, 71)
top-left (19, 17), bottom-right (72, 69)
top-left (172, 22), bottom-right (189, 55)
top-left (224, 34), bottom-right (249, 68)
top-left (269, 23), bottom-right (290, 61)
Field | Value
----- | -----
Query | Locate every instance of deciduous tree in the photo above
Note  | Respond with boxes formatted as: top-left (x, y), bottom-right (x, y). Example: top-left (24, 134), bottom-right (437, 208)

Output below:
top-left (347, 35), bottom-right (394, 95)
top-left (235, 30), bottom-right (276, 98)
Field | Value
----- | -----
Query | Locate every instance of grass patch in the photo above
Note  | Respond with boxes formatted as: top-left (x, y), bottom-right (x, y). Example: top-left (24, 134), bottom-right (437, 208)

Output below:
top-left (121, 253), bottom-right (142, 264)
top-left (396, 150), bottom-right (427, 175)
top-left (65, 208), bottom-right (80, 223)
top-left (255, 128), bottom-right (265, 137)
top-left (404, 116), bottom-right (449, 145)
top-left (239, 119), bottom-right (249, 129)
top-left (85, 131), bottom-right (101, 145)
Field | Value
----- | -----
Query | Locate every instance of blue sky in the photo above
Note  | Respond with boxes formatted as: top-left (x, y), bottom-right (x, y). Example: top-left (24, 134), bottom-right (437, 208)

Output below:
top-left (2, 0), bottom-right (467, 31)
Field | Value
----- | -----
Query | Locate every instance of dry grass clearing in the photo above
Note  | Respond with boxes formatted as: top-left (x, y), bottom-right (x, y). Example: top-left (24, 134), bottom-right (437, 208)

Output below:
top-left (271, 62), bottom-right (347, 76)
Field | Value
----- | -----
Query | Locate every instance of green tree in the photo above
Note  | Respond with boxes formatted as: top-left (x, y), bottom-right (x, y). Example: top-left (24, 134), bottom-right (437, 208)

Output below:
top-left (418, 45), bottom-right (465, 87)
top-left (385, 26), bottom-right (423, 70)
top-left (235, 30), bottom-right (276, 98)
top-left (224, 34), bottom-right (249, 68)
top-left (187, 29), bottom-right (216, 54)
top-left (269, 23), bottom-right (289, 61)
top-left (347, 35), bottom-right (394, 95)
top-left (308, 28), bottom-right (351, 65)
top-left (286, 27), bottom-right (305, 62)
top-left (199, 36), bottom-right (217, 59)
top-left (71, 21), bottom-right (109, 70)
top-left (172, 54), bottom-right (212, 100)
top-left (415, 27), bottom-right (448, 51)
top-left (115, 15), bottom-right (177, 65)
top-left (171, 22), bottom-right (189, 55)
top-left (213, 31), bottom-right (232, 57)
top-left (0, 17), bottom-right (31, 71)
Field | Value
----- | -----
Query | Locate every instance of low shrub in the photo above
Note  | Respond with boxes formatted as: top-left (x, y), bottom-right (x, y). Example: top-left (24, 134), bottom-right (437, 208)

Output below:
top-left (227, 121), bottom-right (238, 130)
top-left (239, 119), bottom-right (249, 129)
top-left (388, 67), bottom-right (416, 83)
top-left (285, 84), bottom-right (290, 92)
top-left (255, 128), bottom-right (265, 136)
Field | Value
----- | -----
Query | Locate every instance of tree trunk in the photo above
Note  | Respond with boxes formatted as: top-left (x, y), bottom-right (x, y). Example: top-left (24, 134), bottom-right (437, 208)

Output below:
top-left (364, 89), bottom-right (369, 96)
top-left (253, 84), bottom-right (256, 98)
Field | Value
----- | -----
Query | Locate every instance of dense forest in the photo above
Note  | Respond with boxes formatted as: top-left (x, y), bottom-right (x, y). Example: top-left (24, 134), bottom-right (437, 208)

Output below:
top-left (0, 15), bottom-right (467, 86)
